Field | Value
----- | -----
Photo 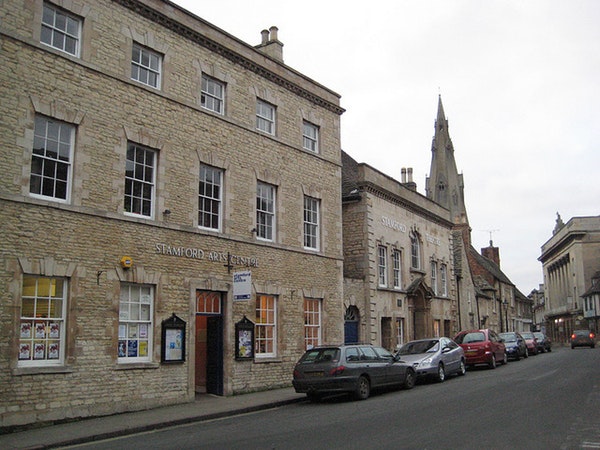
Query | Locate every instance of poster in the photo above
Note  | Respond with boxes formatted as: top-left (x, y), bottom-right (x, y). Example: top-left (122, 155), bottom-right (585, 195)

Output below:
top-left (238, 330), bottom-right (252, 358)
top-left (164, 328), bottom-right (182, 361)
top-left (19, 343), bottom-right (31, 360)
top-left (20, 322), bottom-right (32, 339)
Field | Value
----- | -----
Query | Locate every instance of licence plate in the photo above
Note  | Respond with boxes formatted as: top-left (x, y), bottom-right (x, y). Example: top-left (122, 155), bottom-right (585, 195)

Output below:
top-left (306, 371), bottom-right (324, 377)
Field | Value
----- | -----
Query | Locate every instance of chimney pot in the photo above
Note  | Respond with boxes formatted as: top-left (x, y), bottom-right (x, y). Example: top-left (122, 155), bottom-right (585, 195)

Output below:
top-left (261, 29), bottom-right (269, 45)
top-left (269, 26), bottom-right (279, 41)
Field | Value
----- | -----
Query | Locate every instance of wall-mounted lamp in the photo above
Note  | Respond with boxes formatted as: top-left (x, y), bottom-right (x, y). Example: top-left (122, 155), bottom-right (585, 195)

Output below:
top-left (163, 209), bottom-right (171, 216)
top-left (251, 228), bottom-right (257, 233)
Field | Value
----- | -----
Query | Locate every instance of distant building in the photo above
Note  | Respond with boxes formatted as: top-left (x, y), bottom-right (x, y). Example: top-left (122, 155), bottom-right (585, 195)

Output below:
top-left (539, 214), bottom-right (600, 342)
top-left (342, 152), bottom-right (457, 349)
top-left (0, 0), bottom-right (344, 428)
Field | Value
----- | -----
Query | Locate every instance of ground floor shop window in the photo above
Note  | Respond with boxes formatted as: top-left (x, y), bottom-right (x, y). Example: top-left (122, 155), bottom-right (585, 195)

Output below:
top-left (304, 298), bottom-right (321, 349)
top-left (19, 276), bottom-right (67, 367)
top-left (119, 283), bottom-right (153, 362)
top-left (255, 294), bottom-right (276, 357)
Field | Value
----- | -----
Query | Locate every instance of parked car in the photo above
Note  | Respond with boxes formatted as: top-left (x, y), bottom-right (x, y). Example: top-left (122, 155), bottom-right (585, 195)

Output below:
top-left (520, 331), bottom-right (539, 355)
top-left (453, 329), bottom-right (507, 369)
top-left (499, 332), bottom-right (528, 360)
top-left (533, 332), bottom-right (552, 352)
top-left (395, 337), bottom-right (466, 382)
top-left (292, 344), bottom-right (416, 401)
top-left (570, 330), bottom-right (596, 349)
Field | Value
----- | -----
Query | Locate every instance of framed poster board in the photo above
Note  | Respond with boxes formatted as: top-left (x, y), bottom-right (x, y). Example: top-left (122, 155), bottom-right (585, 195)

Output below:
top-left (235, 316), bottom-right (254, 360)
top-left (161, 313), bottom-right (186, 364)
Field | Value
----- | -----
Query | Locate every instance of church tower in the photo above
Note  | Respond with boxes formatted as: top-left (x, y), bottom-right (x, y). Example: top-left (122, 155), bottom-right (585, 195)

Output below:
top-left (425, 96), bottom-right (469, 225)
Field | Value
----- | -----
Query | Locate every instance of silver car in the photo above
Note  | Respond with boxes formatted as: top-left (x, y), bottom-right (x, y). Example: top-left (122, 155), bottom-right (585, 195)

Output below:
top-left (396, 337), bottom-right (466, 382)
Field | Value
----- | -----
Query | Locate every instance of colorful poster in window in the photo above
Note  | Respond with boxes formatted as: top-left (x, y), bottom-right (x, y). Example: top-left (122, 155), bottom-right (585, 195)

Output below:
top-left (35, 323), bottom-right (46, 339)
top-left (49, 322), bottom-right (60, 338)
top-left (118, 340), bottom-right (127, 357)
top-left (20, 322), bottom-right (32, 339)
top-left (139, 324), bottom-right (148, 339)
top-left (34, 343), bottom-right (45, 359)
top-left (139, 341), bottom-right (148, 357)
top-left (164, 328), bottom-right (182, 361)
top-left (19, 343), bottom-right (31, 360)
top-left (48, 342), bottom-right (59, 359)
top-left (127, 340), bottom-right (138, 357)
top-left (128, 324), bottom-right (138, 338)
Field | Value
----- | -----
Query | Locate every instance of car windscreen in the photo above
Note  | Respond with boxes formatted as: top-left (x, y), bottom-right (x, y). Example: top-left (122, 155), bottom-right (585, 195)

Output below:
top-left (455, 332), bottom-right (485, 344)
top-left (499, 333), bottom-right (516, 342)
top-left (298, 348), bottom-right (340, 363)
top-left (397, 340), bottom-right (439, 355)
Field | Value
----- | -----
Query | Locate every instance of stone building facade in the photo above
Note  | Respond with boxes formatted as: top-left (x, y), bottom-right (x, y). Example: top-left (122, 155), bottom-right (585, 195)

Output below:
top-left (0, 0), bottom-right (344, 428)
top-left (539, 214), bottom-right (600, 342)
top-left (342, 152), bottom-right (458, 349)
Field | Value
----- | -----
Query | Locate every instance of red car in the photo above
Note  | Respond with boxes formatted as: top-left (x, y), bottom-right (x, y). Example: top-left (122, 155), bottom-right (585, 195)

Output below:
top-left (454, 329), bottom-right (507, 369)
top-left (519, 331), bottom-right (539, 355)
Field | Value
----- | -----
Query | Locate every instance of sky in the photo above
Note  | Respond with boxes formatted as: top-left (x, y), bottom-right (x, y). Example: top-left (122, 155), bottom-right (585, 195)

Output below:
top-left (171, 0), bottom-right (600, 294)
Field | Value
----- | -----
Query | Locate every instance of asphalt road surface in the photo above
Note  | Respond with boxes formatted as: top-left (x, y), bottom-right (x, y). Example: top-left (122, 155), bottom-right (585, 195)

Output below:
top-left (68, 346), bottom-right (600, 450)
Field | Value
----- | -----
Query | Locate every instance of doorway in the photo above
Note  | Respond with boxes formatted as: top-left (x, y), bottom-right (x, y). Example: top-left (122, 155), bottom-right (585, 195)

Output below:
top-left (195, 291), bottom-right (223, 395)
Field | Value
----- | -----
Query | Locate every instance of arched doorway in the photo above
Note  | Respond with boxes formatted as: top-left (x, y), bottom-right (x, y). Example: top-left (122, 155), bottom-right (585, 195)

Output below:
top-left (406, 277), bottom-right (435, 340)
top-left (344, 305), bottom-right (360, 344)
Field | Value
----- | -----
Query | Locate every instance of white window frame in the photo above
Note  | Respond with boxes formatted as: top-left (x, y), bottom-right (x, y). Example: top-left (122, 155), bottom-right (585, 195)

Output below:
top-left (396, 318), bottom-right (405, 347)
top-left (131, 43), bottom-right (162, 89)
top-left (30, 115), bottom-right (74, 203)
top-left (303, 196), bottom-right (320, 250)
top-left (198, 164), bottom-right (223, 231)
top-left (302, 121), bottom-right (319, 153)
top-left (431, 261), bottom-right (438, 295)
top-left (378, 245), bottom-right (388, 287)
top-left (304, 298), bottom-right (321, 350)
top-left (411, 235), bottom-right (421, 270)
top-left (124, 142), bottom-right (156, 218)
top-left (256, 99), bottom-right (275, 135)
top-left (18, 276), bottom-right (67, 367)
top-left (256, 182), bottom-right (276, 241)
top-left (255, 295), bottom-right (277, 357)
top-left (441, 264), bottom-right (448, 297)
top-left (41, 2), bottom-right (81, 57)
top-left (393, 250), bottom-right (402, 289)
top-left (201, 74), bottom-right (224, 114)
top-left (118, 283), bottom-right (153, 363)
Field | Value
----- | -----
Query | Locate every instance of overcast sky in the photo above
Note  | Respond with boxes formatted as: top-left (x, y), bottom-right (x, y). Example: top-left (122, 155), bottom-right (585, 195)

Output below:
top-left (172, 0), bottom-right (600, 294)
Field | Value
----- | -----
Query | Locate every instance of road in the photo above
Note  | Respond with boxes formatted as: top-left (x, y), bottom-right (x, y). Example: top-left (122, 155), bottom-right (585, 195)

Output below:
top-left (68, 346), bottom-right (600, 450)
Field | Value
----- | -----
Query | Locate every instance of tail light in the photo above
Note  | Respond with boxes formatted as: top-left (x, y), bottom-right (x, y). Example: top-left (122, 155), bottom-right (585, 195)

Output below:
top-left (329, 365), bottom-right (346, 376)
top-left (293, 369), bottom-right (300, 378)
top-left (590, 333), bottom-right (596, 339)
top-left (571, 334), bottom-right (576, 340)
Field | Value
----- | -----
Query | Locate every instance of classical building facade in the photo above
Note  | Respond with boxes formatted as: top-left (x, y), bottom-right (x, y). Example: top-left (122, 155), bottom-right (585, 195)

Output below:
top-left (539, 214), bottom-right (600, 342)
top-left (342, 152), bottom-right (458, 349)
top-left (0, 0), bottom-right (345, 427)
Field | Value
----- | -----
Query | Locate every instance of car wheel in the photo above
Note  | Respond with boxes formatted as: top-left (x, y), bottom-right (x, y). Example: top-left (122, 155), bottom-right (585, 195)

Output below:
top-left (571, 345), bottom-right (575, 349)
top-left (354, 375), bottom-right (370, 400)
top-left (404, 368), bottom-right (416, 389)
top-left (489, 355), bottom-right (497, 369)
top-left (524, 348), bottom-right (529, 358)
top-left (436, 364), bottom-right (446, 383)
top-left (306, 392), bottom-right (322, 402)
top-left (458, 359), bottom-right (466, 376)
top-left (591, 344), bottom-right (595, 349)
top-left (501, 352), bottom-right (508, 365)
top-left (547, 347), bottom-right (552, 352)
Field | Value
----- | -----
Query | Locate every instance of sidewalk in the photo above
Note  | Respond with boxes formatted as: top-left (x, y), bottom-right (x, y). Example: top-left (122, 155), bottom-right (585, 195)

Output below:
top-left (0, 387), bottom-right (305, 449)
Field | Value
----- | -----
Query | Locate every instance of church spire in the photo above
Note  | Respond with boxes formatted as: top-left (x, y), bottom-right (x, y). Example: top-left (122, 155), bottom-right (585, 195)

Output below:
top-left (425, 95), bottom-right (469, 225)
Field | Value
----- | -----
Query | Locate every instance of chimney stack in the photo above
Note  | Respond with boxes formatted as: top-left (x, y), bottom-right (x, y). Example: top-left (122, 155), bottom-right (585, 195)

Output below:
top-left (403, 167), bottom-right (417, 191)
top-left (255, 26), bottom-right (284, 62)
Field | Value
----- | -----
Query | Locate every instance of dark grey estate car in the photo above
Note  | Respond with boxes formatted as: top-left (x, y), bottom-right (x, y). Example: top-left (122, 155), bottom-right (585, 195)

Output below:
top-left (292, 344), bottom-right (416, 401)
top-left (570, 330), bottom-right (596, 349)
